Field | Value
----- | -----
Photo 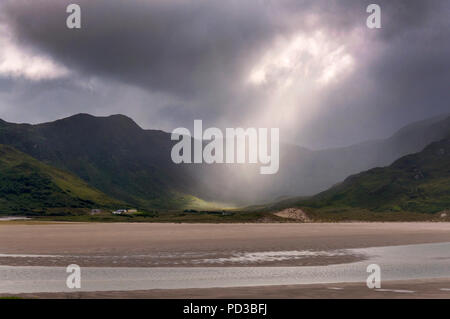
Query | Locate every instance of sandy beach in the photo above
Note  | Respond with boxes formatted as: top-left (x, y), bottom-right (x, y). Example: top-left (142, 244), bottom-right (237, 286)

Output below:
top-left (0, 222), bottom-right (449, 266)
top-left (0, 222), bottom-right (448, 268)
top-left (0, 222), bottom-right (449, 298)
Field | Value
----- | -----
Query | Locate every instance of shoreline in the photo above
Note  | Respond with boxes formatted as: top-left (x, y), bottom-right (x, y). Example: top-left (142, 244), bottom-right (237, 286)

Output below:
top-left (4, 278), bottom-right (450, 299)
top-left (1, 219), bottom-right (450, 225)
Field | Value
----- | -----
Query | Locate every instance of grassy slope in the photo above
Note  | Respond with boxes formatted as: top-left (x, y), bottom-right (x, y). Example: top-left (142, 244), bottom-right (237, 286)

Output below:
top-left (36, 210), bottom-right (274, 223)
top-left (0, 114), bottom-right (217, 210)
top-left (265, 137), bottom-right (450, 221)
top-left (0, 144), bottom-right (125, 214)
top-left (0, 113), bottom-right (449, 210)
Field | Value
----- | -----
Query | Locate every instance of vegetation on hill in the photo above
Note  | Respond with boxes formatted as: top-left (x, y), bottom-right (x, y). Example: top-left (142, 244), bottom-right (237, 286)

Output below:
top-left (0, 144), bottom-right (124, 215)
top-left (0, 113), bottom-right (448, 221)
top-left (269, 137), bottom-right (450, 220)
top-left (1, 113), bottom-right (449, 208)
top-left (0, 114), bottom-right (205, 209)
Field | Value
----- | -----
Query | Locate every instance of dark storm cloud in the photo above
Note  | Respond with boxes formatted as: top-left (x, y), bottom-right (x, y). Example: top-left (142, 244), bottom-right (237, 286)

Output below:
top-left (1, 0), bottom-right (449, 148)
top-left (299, 0), bottom-right (450, 148)
top-left (4, 0), bottom-right (426, 97)
top-left (2, 0), bottom-right (281, 97)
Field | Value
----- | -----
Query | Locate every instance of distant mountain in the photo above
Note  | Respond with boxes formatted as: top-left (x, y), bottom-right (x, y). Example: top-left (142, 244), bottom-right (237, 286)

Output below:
top-left (278, 135), bottom-right (450, 215)
top-left (0, 114), bottom-right (205, 209)
top-left (304, 113), bottom-right (450, 195)
top-left (0, 113), bottom-right (448, 209)
top-left (195, 114), bottom-right (450, 203)
top-left (0, 144), bottom-right (123, 214)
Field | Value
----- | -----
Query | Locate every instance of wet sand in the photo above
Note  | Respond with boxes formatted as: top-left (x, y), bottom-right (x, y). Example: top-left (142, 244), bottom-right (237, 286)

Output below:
top-left (0, 222), bottom-right (449, 298)
top-left (7, 279), bottom-right (450, 299)
top-left (0, 222), bottom-right (449, 267)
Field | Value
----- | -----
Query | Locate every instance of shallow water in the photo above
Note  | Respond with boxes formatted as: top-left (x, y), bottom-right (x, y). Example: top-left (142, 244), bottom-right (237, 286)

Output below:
top-left (0, 249), bottom-right (355, 266)
top-left (0, 217), bottom-right (30, 221)
top-left (0, 242), bottom-right (449, 293)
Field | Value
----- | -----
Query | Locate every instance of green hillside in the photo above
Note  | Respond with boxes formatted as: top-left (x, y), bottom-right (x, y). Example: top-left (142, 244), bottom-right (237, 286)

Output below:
top-left (0, 144), bottom-right (124, 215)
top-left (0, 113), bottom-right (448, 212)
top-left (0, 114), bottom-right (209, 210)
top-left (289, 136), bottom-right (450, 216)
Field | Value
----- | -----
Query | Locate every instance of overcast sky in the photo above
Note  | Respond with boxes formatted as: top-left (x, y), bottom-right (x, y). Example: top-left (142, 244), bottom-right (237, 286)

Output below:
top-left (0, 0), bottom-right (448, 149)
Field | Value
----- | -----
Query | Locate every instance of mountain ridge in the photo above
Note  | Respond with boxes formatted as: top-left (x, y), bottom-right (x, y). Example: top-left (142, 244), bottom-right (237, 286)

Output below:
top-left (0, 112), bottom-right (448, 208)
top-left (268, 134), bottom-right (450, 218)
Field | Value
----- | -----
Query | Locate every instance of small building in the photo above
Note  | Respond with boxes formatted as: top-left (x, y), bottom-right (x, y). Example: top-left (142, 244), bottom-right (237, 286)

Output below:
top-left (112, 209), bottom-right (127, 215)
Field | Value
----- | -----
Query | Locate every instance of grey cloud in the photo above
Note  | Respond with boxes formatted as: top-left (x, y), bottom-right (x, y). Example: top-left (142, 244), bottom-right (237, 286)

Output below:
top-left (1, 0), bottom-right (449, 149)
top-left (3, 0), bottom-right (280, 98)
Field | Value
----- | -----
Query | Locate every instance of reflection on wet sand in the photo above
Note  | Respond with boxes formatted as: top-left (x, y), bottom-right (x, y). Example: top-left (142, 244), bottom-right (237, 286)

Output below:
top-left (0, 242), bottom-right (449, 294)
